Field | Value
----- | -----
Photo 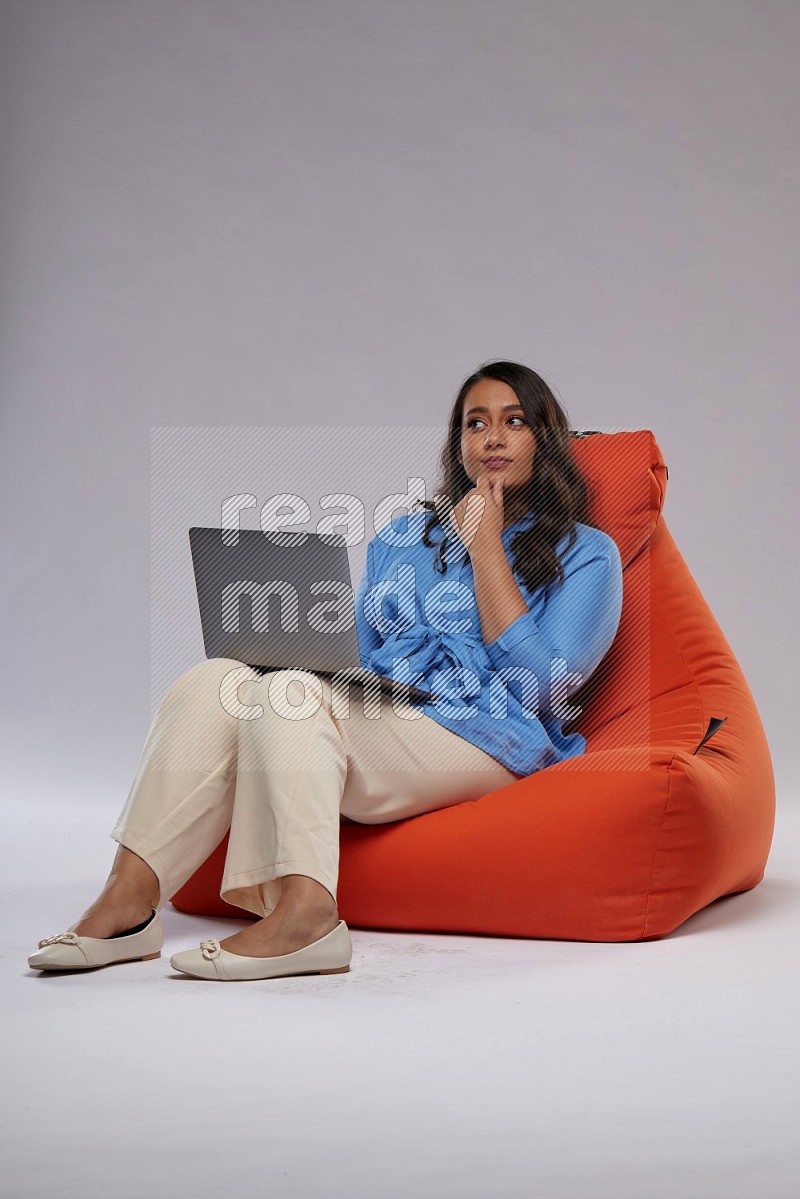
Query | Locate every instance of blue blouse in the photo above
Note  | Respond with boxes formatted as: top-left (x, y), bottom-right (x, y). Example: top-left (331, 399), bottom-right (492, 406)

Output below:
top-left (353, 507), bottom-right (624, 777)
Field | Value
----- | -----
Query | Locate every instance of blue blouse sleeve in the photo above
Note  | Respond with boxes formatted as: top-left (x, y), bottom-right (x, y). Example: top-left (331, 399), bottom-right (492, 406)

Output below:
top-left (483, 537), bottom-right (624, 718)
top-left (354, 536), bottom-right (383, 669)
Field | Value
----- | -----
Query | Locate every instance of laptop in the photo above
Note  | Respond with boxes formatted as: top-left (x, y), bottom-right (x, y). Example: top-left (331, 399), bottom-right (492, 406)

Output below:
top-left (188, 526), bottom-right (438, 702)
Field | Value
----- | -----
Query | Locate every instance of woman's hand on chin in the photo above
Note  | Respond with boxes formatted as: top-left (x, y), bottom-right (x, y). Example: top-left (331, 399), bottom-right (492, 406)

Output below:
top-left (451, 473), bottom-right (505, 561)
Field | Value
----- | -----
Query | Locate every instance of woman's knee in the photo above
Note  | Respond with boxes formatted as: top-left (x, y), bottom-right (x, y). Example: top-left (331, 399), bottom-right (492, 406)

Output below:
top-left (258, 668), bottom-right (328, 720)
top-left (161, 657), bottom-right (260, 707)
top-left (164, 664), bottom-right (328, 724)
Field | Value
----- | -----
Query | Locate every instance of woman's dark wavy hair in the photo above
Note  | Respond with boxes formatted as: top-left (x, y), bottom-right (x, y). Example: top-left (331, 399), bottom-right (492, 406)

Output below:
top-left (413, 360), bottom-right (595, 593)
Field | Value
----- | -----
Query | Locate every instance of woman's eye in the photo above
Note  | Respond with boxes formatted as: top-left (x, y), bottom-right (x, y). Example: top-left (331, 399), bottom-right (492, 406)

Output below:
top-left (466, 416), bottom-right (526, 429)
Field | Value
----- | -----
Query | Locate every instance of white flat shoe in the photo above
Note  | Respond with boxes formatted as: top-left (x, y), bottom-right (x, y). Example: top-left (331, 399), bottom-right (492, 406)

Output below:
top-left (170, 918), bottom-right (352, 981)
top-left (27, 908), bottom-right (163, 971)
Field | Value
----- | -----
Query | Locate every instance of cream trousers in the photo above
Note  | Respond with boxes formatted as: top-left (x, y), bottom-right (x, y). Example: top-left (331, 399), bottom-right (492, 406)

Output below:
top-left (110, 657), bottom-right (519, 918)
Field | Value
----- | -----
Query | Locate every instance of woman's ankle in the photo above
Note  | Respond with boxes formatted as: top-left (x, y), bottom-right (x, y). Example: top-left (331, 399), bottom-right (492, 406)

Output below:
top-left (274, 889), bottom-right (338, 924)
top-left (102, 877), bottom-right (159, 913)
top-left (106, 845), bottom-right (160, 908)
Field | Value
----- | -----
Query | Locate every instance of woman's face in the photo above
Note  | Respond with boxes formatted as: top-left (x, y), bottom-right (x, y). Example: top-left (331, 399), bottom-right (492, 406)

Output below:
top-left (457, 379), bottom-right (537, 500)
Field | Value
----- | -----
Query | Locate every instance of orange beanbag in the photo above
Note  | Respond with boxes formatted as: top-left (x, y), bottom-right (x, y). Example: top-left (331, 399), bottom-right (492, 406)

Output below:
top-left (171, 430), bottom-right (775, 941)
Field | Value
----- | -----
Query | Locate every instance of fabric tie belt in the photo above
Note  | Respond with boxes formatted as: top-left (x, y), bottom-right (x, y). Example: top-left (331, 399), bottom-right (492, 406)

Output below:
top-left (363, 622), bottom-right (492, 698)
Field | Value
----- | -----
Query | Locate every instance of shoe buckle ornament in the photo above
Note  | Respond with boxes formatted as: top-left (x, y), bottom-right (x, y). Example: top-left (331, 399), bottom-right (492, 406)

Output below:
top-left (200, 939), bottom-right (221, 960)
top-left (38, 932), bottom-right (80, 948)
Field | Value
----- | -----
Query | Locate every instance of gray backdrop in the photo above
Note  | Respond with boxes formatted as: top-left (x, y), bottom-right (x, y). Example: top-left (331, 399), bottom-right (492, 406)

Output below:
top-left (1, 0), bottom-right (797, 798)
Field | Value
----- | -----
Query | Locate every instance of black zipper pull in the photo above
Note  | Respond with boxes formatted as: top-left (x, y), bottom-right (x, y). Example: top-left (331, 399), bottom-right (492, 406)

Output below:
top-left (693, 716), bottom-right (728, 755)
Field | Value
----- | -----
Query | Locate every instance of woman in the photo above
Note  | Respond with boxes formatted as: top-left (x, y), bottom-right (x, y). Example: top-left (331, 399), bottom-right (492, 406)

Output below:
top-left (27, 360), bottom-right (623, 982)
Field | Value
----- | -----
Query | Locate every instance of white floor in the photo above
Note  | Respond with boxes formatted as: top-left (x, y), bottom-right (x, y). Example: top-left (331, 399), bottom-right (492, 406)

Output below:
top-left (5, 788), bottom-right (799, 1199)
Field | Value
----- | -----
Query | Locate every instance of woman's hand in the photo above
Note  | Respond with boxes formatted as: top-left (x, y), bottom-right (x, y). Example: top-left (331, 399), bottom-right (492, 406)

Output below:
top-left (450, 472), bottom-right (505, 560)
